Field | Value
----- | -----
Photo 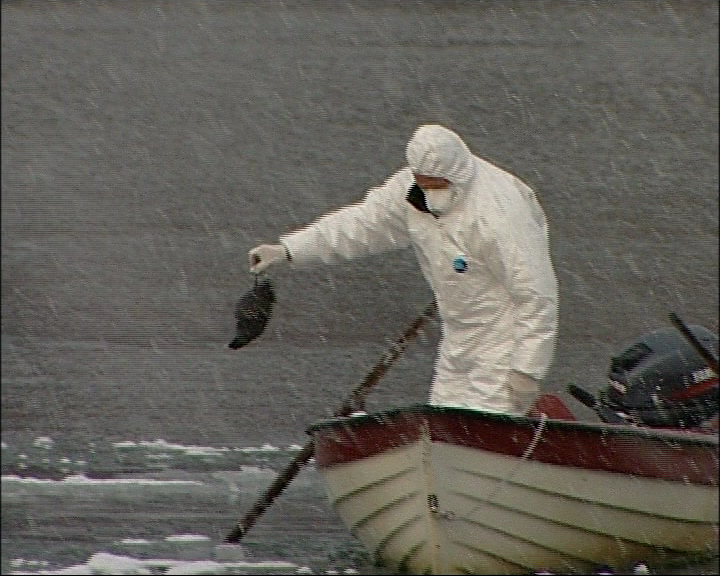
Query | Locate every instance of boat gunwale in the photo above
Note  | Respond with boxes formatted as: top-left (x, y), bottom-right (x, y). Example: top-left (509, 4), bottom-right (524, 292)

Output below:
top-left (306, 403), bottom-right (719, 446)
top-left (307, 403), bottom-right (719, 485)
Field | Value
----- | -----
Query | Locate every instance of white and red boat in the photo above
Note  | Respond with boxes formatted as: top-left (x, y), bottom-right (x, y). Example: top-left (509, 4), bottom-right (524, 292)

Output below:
top-left (306, 322), bottom-right (719, 575)
top-left (308, 401), bottom-right (717, 575)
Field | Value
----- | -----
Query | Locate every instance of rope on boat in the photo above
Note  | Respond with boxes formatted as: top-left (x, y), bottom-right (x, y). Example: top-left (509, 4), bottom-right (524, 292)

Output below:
top-left (520, 411), bottom-right (548, 460)
top-left (433, 412), bottom-right (548, 521)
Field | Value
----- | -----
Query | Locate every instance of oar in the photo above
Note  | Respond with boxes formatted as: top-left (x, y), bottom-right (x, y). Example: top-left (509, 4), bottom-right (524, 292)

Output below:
top-left (668, 311), bottom-right (719, 373)
top-left (224, 300), bottom-right (437, 543)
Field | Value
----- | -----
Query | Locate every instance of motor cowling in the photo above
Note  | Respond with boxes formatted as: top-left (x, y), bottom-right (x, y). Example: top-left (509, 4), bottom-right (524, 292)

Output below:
top-left (599, 325), bottom-right (719, 428)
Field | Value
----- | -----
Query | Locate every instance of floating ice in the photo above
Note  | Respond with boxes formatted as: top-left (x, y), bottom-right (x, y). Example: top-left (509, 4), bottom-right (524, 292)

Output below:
top-left (32, 437), bottom-right (54, 450)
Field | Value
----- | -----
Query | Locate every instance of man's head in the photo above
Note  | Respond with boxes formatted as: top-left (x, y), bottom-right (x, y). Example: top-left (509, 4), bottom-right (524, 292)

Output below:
top-left (405, 124), bottom-right (475, 185)
top-left (413, 173), bottom-right (455, 215)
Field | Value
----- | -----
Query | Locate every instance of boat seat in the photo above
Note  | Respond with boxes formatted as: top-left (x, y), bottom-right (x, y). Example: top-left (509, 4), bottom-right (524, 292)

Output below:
top-left (527, 394), bottom-right (577, 421)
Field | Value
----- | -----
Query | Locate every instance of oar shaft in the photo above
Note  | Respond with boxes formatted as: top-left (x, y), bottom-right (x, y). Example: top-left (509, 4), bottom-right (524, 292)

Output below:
top-left (336, 300), bottom-right (437, 416)
top-left (224, 301), bottom-right (437, 543)
top-left (224, 441), bottom-right (315, 543)
top-left (669, 312), bottom-right (719, 373)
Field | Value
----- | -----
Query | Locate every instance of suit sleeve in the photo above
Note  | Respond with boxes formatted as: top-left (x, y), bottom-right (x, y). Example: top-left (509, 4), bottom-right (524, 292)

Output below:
top-left (280, 171), bottom-right (413, 266)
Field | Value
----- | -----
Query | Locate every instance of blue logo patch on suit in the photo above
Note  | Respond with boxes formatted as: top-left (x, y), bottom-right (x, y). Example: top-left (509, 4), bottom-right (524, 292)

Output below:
top-left (453, 255), bottom-right (468, 273)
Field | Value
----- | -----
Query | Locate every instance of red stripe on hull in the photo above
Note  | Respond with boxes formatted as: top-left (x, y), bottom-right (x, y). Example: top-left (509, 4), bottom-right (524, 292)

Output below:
top-left (309, 406), bottom-right (718, 485)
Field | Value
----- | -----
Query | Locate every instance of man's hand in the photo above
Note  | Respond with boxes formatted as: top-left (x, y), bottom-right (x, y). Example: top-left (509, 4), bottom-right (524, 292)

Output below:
top-left (507, 370), bottom-right (540, 415)
top-left (248, 244), bottom-right (288, 274)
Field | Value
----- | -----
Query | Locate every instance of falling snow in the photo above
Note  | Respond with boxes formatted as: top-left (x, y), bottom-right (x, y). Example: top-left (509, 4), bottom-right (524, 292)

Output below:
top-left (2, 1), bottom-right (717, 574)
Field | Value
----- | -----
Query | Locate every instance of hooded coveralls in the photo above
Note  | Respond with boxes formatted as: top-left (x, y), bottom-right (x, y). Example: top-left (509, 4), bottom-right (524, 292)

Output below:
top-left (280, 125), bottom-right (558, 413)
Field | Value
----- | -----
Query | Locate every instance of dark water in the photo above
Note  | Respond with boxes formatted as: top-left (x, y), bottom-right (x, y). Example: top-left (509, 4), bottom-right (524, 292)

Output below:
top-left (2, 1), bottom-right (718, 574)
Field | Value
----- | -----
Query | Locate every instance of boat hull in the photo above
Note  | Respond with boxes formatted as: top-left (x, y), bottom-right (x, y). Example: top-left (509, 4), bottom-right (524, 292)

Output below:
top-left (308, 405), bottom-right (719, 575)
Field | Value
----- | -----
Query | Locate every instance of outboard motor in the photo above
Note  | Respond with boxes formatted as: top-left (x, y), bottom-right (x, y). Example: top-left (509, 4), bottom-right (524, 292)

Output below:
top-left (598, 325), bottom-right (718, 428)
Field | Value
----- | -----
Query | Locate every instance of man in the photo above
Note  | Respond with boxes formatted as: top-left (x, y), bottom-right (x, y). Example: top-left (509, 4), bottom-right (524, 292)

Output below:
top-left (248, 124), bottom-right (558, 415)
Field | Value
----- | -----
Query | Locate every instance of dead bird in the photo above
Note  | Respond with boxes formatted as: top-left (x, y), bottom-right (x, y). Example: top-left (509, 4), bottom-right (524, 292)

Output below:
top-left (228, 277), bottom-right (275, 349)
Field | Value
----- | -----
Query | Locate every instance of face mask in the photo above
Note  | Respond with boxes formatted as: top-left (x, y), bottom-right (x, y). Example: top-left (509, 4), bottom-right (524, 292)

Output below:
top-left (424, 185), bottom-right (457, 215)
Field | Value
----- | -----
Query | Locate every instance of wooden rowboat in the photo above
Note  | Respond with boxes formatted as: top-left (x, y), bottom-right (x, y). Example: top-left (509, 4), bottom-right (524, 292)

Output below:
top-left (306, 400), bottom-right (718, 575)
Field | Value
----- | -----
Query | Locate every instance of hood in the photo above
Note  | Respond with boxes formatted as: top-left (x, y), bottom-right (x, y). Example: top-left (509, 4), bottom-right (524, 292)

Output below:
top-left (405, 124), bottom-right (476, 185)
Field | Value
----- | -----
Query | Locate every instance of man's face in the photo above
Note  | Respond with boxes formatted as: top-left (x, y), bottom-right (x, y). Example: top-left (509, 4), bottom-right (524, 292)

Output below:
top-left (414, 174), bottom-right (451, 190)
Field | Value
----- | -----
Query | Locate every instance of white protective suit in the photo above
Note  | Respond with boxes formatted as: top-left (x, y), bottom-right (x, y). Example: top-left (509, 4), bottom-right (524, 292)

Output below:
top-left (280, 125), bottom-right (558, 413)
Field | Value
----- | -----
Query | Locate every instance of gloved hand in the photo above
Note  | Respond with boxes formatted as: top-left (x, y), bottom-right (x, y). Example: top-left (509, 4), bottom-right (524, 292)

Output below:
top-left (507, 370), bottom-right (540, 415)
top-left (248, 243), bottom-right (289, 274)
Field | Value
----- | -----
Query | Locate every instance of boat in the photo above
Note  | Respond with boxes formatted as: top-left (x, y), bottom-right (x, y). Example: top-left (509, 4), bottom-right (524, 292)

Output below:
top-left (307, 402), bottom-right (717, 575)
top-left (305, 321), bottom-right (719, 575)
